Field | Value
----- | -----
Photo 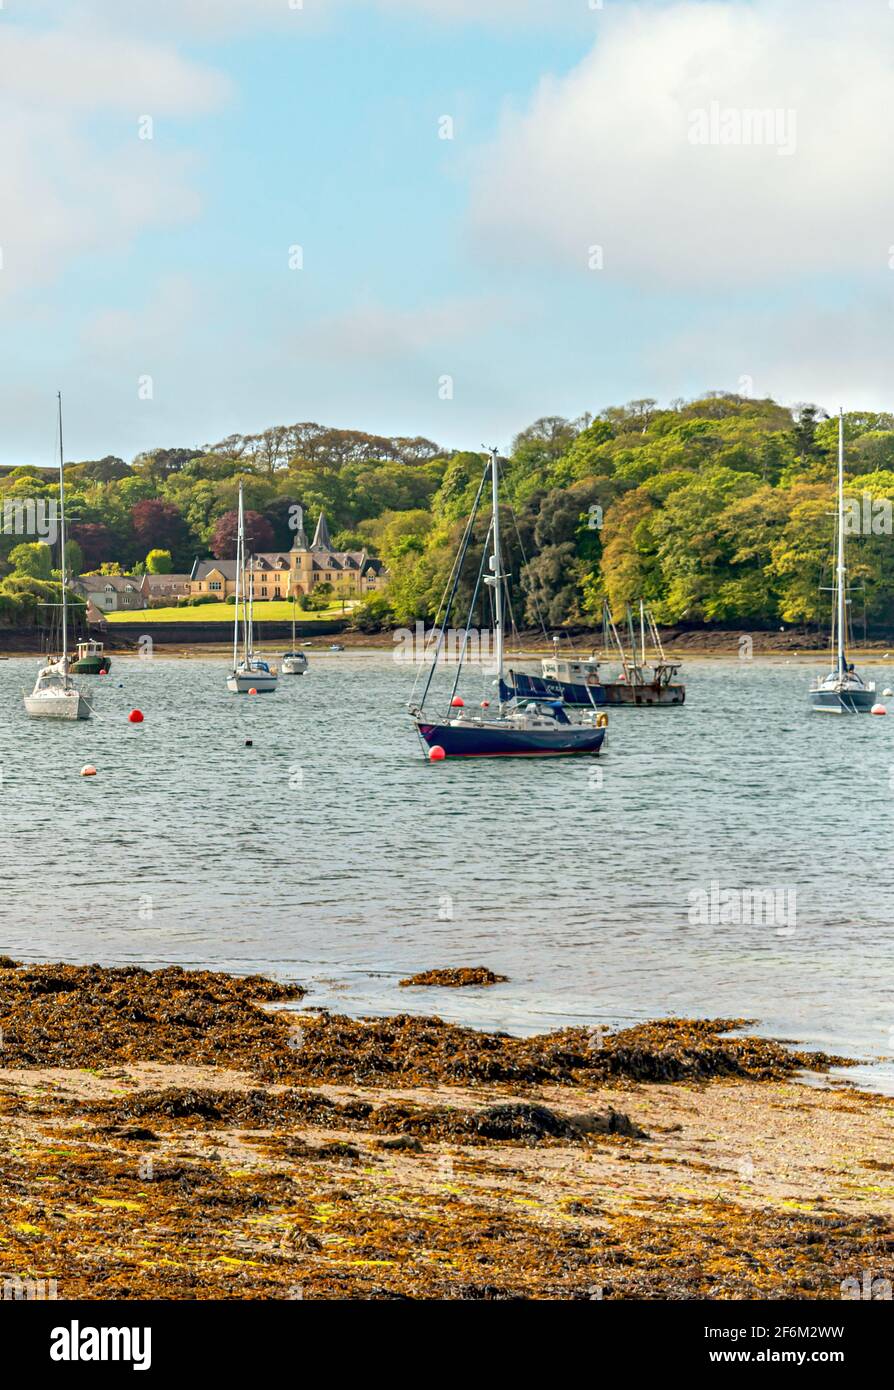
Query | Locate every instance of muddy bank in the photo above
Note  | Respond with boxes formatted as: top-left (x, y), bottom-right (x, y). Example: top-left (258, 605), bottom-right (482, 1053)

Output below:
top-left (0, 962), bottom-right (888, 1301)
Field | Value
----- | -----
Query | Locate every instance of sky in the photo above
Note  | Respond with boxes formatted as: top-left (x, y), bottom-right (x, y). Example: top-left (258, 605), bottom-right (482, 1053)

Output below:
top-left (2, 0), bottom-right (894, 465)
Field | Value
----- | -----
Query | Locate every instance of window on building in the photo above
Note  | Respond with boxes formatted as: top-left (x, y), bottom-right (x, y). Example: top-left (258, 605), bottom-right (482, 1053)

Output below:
top-left (210, 580), bottom-right (222, 592)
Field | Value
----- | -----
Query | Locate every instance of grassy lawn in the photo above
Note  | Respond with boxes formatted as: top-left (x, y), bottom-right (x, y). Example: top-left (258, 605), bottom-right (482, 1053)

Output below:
top-left (106, 601), bottom-right (351, 624)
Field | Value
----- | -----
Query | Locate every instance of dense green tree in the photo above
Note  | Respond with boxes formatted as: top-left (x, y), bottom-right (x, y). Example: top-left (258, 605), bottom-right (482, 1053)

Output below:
top-left (9, 542), bottom-right (52, 579)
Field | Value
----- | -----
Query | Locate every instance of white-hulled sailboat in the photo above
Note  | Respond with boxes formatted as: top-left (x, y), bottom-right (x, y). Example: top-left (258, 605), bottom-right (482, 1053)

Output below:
top-left (227, 481), bottom-right (278, 694)
top-left (23, 394), bottom-right (90, 721)
top-left (809, 407), bottom-right (876, 714)
top-left (281, 593), bottom-right (308, 675)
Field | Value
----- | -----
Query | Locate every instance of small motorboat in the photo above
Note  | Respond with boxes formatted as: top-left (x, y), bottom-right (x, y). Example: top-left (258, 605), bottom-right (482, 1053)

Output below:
top-left (69, 639), bottom-right (111, 674)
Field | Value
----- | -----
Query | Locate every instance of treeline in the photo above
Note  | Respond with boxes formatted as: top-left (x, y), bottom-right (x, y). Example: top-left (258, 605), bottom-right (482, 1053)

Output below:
top-left (3, 395), bottom-right (894, 631)
top-left (0, 425), bottom-right (446, 624)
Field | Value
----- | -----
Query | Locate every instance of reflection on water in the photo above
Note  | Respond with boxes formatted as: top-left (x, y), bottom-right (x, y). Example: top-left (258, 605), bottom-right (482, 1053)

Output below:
top-left (1, 650), bottom-right (892, 1090)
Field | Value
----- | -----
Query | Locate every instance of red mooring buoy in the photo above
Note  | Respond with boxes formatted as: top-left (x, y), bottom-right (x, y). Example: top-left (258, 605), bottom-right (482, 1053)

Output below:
top-left (871, 703), bottom-right (887, 715)
top-left (128, 709), bottom-right (144, 723)
top-left (429, 745), bottom-right (446, 761)
top-left (450, 696), bottom-right (464, 708)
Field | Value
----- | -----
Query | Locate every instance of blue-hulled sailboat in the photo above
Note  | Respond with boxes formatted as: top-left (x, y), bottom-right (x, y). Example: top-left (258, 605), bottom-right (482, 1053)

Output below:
top-left (408, 448), bottom-right (608, 758)
top-left (809, 408), bottom-right (876, 714)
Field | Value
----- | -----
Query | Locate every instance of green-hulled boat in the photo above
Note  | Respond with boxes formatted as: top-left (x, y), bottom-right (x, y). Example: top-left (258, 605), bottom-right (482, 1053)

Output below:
top-left (69, 640), bottom-right (111, 675)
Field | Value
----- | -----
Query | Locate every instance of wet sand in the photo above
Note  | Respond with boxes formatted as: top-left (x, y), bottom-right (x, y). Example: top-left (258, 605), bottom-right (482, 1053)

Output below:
top-left (1, 962), bottom-right (892, 1300)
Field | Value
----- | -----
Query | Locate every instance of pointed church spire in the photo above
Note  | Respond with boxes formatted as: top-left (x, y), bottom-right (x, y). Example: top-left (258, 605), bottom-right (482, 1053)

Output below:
top-left (312, 511), bottom-right (331, 550)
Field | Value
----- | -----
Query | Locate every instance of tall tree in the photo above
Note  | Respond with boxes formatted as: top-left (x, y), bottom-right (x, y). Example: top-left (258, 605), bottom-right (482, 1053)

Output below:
top-left (211, 510), bottom-right (275, 559)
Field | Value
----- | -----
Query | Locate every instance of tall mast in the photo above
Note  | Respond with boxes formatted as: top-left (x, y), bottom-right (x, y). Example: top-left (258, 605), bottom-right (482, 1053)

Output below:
top-left (233, 481), bottom-right (243, 670)
top-left (57, 392), bottom-right (69, 667)
top-left (247, 558), bottom-right (254, 660)
top-left (626, 603), bottom-right (636, 668)
top-left (836, 407), bottom-right (847, 674)
top-left (639, 598), bottom-right (646, 666)
top-left (489, 447), bottom-right (504, 692)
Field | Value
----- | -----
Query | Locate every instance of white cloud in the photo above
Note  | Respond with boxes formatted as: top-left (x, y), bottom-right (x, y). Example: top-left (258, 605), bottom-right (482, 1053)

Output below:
top-left (468, 0), bottom-right (894, 288)
top-left (0, 28), bottom-right (227, 111)
top-left (0, 23), bottom-right (228, 295)
top-left (650, 294), bottom-right (894, 415)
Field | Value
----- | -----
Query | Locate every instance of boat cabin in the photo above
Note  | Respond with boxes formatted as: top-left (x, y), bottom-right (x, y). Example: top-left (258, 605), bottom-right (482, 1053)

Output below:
top-left (541, 656), bottom-right (602, 683)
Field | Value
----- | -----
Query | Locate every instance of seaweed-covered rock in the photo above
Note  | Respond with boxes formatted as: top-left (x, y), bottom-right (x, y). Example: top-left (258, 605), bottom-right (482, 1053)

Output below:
top-left (399, 967), bottom-right (509, 988)
top-left (471, 1104), bottom-right (579, 1141)
top-left (568, 1109), bottom-right (650, 1140)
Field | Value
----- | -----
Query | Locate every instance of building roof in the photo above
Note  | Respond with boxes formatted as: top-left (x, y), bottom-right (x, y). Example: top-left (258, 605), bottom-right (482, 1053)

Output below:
top-left (144, 573), bottom-right (191, 587)
top-left (250, 553), bottom-right (292, 571)
top-left (192, 559), bottom-right (239, 581)
top-left (76, 573), bottom-right (146, 592)
top-left (312, 511), bottom-right (332, 549)
top-left (189, 545), bottom-right (388, 582)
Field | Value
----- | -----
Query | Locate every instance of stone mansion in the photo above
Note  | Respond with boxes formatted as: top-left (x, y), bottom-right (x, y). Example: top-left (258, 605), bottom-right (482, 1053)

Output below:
top-left (188, 512), bottom-right (387, 602)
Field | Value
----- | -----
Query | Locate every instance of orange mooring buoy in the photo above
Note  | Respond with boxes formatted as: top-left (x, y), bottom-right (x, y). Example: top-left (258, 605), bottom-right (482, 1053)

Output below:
top-left (81, 765), bottom-right (97, 777)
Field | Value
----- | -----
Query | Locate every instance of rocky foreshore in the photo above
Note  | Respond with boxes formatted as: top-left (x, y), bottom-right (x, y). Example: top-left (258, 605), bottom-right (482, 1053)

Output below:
top-left (0, 961), bottom-right (891, 1301)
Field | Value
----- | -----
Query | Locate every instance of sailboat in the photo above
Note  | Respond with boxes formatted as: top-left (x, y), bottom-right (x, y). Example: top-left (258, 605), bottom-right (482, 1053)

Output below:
top-left (808, 408), bottom-right (876, 714)
top-left (505, 601), bottom-right (685, 707)
top-left (23, 395), bottom-right (90, 721)
top-left (408, 448), bottom-right (608, 757)
top-left (281, 592), bottom-right (308, 675)
top-left (227, 482), bottom-right (278, 694)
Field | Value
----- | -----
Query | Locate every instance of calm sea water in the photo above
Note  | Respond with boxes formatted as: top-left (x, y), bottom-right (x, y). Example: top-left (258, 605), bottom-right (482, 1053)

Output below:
top-left (1, 648), bottom-right (893, 1090)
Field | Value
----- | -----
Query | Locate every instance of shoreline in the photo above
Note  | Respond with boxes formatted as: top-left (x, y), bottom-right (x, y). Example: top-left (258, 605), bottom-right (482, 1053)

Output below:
top-left (5, 618), bottom-right (894, 662)
top-left (4, 636), bottom-right (894, 661)
top-left (1, 960), bottom-right (891, 1300)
